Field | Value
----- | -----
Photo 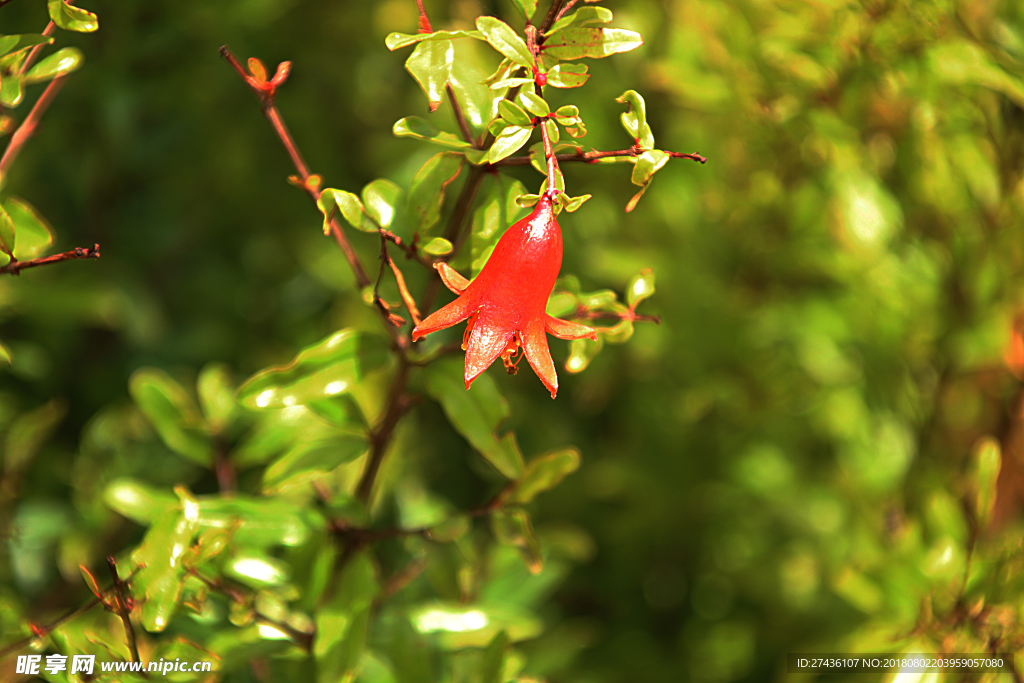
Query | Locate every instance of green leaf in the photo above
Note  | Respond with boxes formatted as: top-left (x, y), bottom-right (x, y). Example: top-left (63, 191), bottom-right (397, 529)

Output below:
top-left (197, 362), bottom-right (236, 434)
top-left (478, 630), bottom-right (511, 683)
top-left (545, 6), bottom-right (613, 35)
top-left (498, 99), bottom-right (532, 127)
top-left (385, 29), bottom-right (483, 51)
top-left (971, 437), bottom-right (1001, 531)
top-left (489, 76), bottom-right (533, 90)
top-left (449, 40), bottom-right (504, 136)
top-left (362, 178), bottom-right (403, 229)
top-left (103, 478), bottom-right (177, 525)
top-left (0, 34), bottom-right (54, 59)
top-left (566, 335), bottom-right (603, 373)
top-left (224, 552), bottom-right (291, 588)
top-left (129, 368), bottom-right (214, 466)
top-left (518, 90), bottom-right (549, 117)
top-left (509, 448), bottom-right (581, 503)
top-left (315, 551), bottom-right (377, 683)
top-left (428, 514), bottom-right (471, 543)
top-left (24, 47), bottom-right (83, 85)
top-left (409, 601), bottom-right (542, 649)
top-left (626, 267), bottom-right (655, 307)
top-left (476, 16), bottom-right (535, 69)
top-left (0, 74), bottom-right (23, 108)
top-left (509, 0), bottom-right (538, 21)
top-left (131, 487), bottom-right (200, 632)
top-left (0, 340), bottom-right (10, 366)
top-left (423, 357), bottom-right (525, 479)
top-left (196, 494), bottom-right (315, 546)
top-left (616, 89), bottom-right (654, 149)
top-left (237, 329), bottom-right (389, 410)
top-left (408, 152), bottom-right (463, 234)
top-left (47, 0), bottom-right (99, 32)
top-left (386, 616), bottom-right (432, 683)
top-left (393, 116), bottom-right (472, 150)
top-left (546, 63), bottom-right (589, 88)
top-left (544, 117), bottom-right (559, 144)
top-left (492, 508), bottom-right (543, 574)
top-left (631, 149), bottom-right (669, 186)
top-left (405, 39), bottom-right (454, 112)
top-left (487, 125), bottom-right (533, 163)
top-left (262, 434), bottom-right (368, 492)
top-left (317, 188), bottom-right (377, 234)
top-left (542, 28), bottom-right (644, 60)
top-left (3, 399), bottom-right (65, 473)
top-left (0, 201), bottom-right (14, 257)
top-left (2, 197), bottom-right (52, 263)
top-left (422, 237), bottom-right (453, 256)
top-left (562, 193), bottom-right (591, 212)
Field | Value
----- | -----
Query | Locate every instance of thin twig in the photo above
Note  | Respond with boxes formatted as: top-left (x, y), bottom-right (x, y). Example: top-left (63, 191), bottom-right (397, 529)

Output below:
top-left (355, 360), bottom-right (412, 503)
top-left (0, 598), bottom-right (102, 660)
top-left (381, 236), bottom-right (422, 325)
top-left (0, 244), bottom-right (100, 276)
top-left (106, 557), bottom-right (142, 668)
top-left (446, 84), bottom-right (476, 147)
top-left (0, 76), bottom-right (67, 183)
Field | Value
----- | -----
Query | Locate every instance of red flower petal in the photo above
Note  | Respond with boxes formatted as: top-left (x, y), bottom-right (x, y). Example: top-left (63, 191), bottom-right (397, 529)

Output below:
top-left (465, 311), bottom-right (515, 388)
top-left (521, 318), bottom-right (558, 398)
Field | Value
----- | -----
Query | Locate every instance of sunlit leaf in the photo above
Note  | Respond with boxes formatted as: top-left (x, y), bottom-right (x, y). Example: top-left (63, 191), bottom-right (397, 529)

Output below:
top-left (24, 47), bottom-right (83, 85)
top-left (362, 178), bottom-right (403, 230)
top-left (545, 6), bottom-right (613, 35)
top-left (0, 201), bottom-right (14, 257)
top-left (476, 16), bottom-right (534, 69)
top-left (408, 152), bottom-right (463, 234)
top-left (48, 0), bottom-right (99, 32)
top-left (0, 74), bottom-right (23, 108)
top-left (518, 91), bottom-right (549, 117)
top-left (542, 28), bottom-right (643, 60)
top-left (405, 39), bottom-right (454, 112)
top-left (393, 116), bottom-right (472, 150)
top-left (1, 197), bottom-right (51, 264)
top-left (422, 236), bottom-right (453, 256)
top-left (317, 188), bottom-right (377, 234)
top-left (408, 601), bottom-right (542, 649)
top-left (509, 0), bottom-right (538, 21)
top-left (546, 62), bottom-right (589, 88)
top-left (262, 434), bottom-right (368, 492)
top-left (104, 478), bottom-right (177, 524)
top-left (487, 125), bottom-right (533, 163)
top-left (0, 34), bottom-right (54, 58)
top-left (385, 30), bottom-right (483, 51)
top-left (626, 268), bottom-right (655, 307)
top-left (616, 89), bottom-right (654, 149)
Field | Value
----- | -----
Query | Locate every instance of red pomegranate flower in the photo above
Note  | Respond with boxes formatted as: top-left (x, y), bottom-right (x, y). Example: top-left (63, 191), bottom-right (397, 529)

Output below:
top-left (412, 193), bottom-right (596, 398)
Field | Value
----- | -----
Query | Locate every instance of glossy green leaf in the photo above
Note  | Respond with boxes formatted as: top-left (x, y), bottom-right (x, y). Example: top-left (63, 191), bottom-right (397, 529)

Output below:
top-left (195, 494), bottom-right (315, 546)
top-left (24, 47), bottom-right (83, 85)
top-left (237, 329), bottom-right (389, 410)
top-left (498, 99), bottom-right (532, 127)
top-left (510, 448), bottom-right (581, 503)
top-left (423, 357), bottom-right (525, 479)
top-left (318, 188), bottom-right (377, 234)
top-left (129, 368), bottom-right (214, 466)
top-left (104, 478), bottom-right (177, 524)
top-left (131, 487), bottom-right (201, 632)
top-left (422, 236), bottom-right (453, 256)
top-left (385, 29), bottom-right (483, 51)
top-left (487, 125), bottom-right (533, 163)
top-left (48, 0), bottom-right (99, 32)
top-left (972, 436), bottom-right (1001, 531)
top-left (362, 178), bottom-right (403, 229)
top-left (518, 90), bottom-right (549, 117)
top-left (0, 34), bottom-right (54, 58)
top-left (546, 62), bottom-right (590, 88)
top-left (409, 601), bottom-right (542, 649)
top-left (315, 551), bottom-right (377, 683)
top-left (509, 0), bottom-right (538, 21)
top-left (542, 28), bottom-right (644, 60)
top-left (544, 118), bottom-right (560, 144)
top-left (408, 152), bottom-right (463, 233)
top-left (224, 552), bottom-right (291, 588)
top-left (197, 362), bottom-right (236, 433)
top-left (566, 335), bottom-right (603, 373)
top-left (489, 76), bottom-right (533, 90)
top-left (0, 74), bottom-right (23, 108)
top-left (616, 89), bottom-right (654, 149)
top-left (626, 268), bottom-right (656, 307)
top-left (0, 201), bottom-right (14, 256)
top-left (631, 149), bottom-right (669, 186)
top-left (1, 197), bottom-right (52, 264)
top-left (393, 116), bottom-right (472, 150)
top-left (3, 399), bottom-right (65, 473)
top-left (406, 39), bottom-right (454, 112)
top-left (448, 39), bottom-right (503, 135)
top-left (545, 6), bottom-right (614, 35)
top-left (492, 508), bottom-right (543, 573)
top-left (478, 630), bottom-right (511, 683)
top-left (262, 434), bottom-right (368, 491)
top-left (562, 193), bottom-right (591, 212)
top-left (476, 16), bottom-right (535, 69)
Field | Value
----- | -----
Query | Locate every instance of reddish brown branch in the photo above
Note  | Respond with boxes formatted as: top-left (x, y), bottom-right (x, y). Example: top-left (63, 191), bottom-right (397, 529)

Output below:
top-left (0, 244), bottom-right (100, 276)
top-left (0, 75), bottom-right (67, 182)
top-left (355, 360), bottom-right (413, 503)
top-left (106, 557), bottom-right (142, 667)
top-left (446, 84), bottom-right (476, 147)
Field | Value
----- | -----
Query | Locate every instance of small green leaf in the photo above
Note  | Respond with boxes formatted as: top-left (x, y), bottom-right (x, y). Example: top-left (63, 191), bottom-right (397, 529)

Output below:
top-left (478, 630), bottom-right (511, 683)
top-left (197, 362), bottom-right (236, 434)
top-left (422, 237), bottom-right (453, 256)
top-left (362, 178), bottom-right (403, 229)
top-left (544, 118), bottom-right (559, 144)
top-left (546, 63), bottom-right (589, 88)
top-left (518, 90), bottom-right (549, 117)
top-left (104, 478), bottom-right (177, 525)
top-left (492, 508), bottom-right (543, 573)
top-left (487, 125), bottom-right (533, 163)
top-left (224, 552), bottom-right (291, 589)
top-left (972, 437), bottom-right (1001, 531)
top-left (509, 0), bottom-right (538, 21)
top-left (315, 551), bottom-right (377, 683)
top-left (237, 329), bottom-right (389, 410)
top-left (542, 28), bottom-right (644, 60)
top-left (262, 435), bottom-right (368, 491)
top-left (24, 47), bottom-right (83, 85)
top-left (318, 188), bottom-right (376, 234)
top-left (406, 39), bottom-right (454, 112)
top-left (197, 494), bottom-right (314, 546)
top-left (423, 357), bottom-right (525, 479)
top-left (393, 116), bottom-right (473, 150)
top-left (566, 335), bottom-right (603, 373)
top-left (631, 149), bottom-right (669, 186)
top-left (626, 268), bottom-right (655, 307)
top-left (616, 89), bottom-right (654, 149)
top-left (545, 6), bottom-right (613, 35)
top-left (129, 368), bottom-right (214, 466)
top-left (409, 601), bottom-right (542, 649)
top-left (498, 99), bottom-right (532, 127)
top-left (385, 29), bottom-right (483, 51)
top-left (48, 0), bottom-right (99, 32)
top-left (0, 35), bottom-right (54, 59)
top-left (562, 193), bottom-right (591, 212)
top-left (4, 400), bottom-right (65, 473)
top-left (510, 448), bottom-right (581, 503)
top-left (489, 76), bottom-right (533, 91)
top-left (516, 193), bottom-right (541, 208)
top-left (0, 74), bottom-right (23, 108)
top-left (408, 152), bottom-right (463, 234)
top-left (0, 202), bottom-right (15, 256)
top-left (2, 197), bottom-right (52, 263)
top-left (476, 16), bottom-right (535, 69)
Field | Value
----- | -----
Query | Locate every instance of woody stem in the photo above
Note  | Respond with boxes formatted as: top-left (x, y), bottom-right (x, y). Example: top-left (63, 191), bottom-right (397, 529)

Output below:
top-left (539, 116), bottom-right (559, 197)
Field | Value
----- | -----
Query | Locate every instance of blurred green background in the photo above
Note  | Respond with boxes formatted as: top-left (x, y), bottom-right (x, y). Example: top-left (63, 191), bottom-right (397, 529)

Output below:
top-left (3, 0), bottom-right (1024, 681)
